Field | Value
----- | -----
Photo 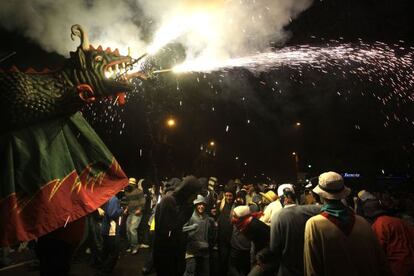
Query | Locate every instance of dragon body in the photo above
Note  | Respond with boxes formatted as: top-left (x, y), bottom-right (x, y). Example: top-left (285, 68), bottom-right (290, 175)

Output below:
top-left (0, 25), bottom-right (145, 246)
top-left (0, 24), bottom-right (136, 133)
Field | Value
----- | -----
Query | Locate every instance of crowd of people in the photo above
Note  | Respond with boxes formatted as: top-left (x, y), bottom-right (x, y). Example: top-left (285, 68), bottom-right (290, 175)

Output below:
top-left (1, 172), bottom-right (414, 276)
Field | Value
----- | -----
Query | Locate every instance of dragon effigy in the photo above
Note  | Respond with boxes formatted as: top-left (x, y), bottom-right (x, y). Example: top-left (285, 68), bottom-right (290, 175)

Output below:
top-left (0, 25), bottom-right (141, 245)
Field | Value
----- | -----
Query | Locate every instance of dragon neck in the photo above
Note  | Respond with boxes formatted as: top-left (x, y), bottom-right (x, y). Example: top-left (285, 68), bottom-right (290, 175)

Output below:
top-left (63, 65), bottom-right (105, 95)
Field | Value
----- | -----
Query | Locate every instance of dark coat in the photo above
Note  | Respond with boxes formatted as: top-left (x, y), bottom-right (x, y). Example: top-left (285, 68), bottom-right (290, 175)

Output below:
top-left (243, 217), bottom-right (270, 253)
top-left (217, 202), bottom-right (234, 246)
top-left (153, 176), bottom-right (202, 276)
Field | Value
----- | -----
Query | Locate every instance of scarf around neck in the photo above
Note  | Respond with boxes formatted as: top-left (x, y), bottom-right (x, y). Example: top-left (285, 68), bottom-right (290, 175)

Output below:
top-left (321, 200), bottom-right (355, 236)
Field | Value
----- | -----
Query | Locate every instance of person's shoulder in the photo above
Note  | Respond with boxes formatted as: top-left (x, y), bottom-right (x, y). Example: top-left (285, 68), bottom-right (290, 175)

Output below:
top-left (355, 214), bottom-right (371, 227)
top-left (375, 214), bottom-right (403, 225)
top-left (281, 204), bottom-right (320, 216)
top-left (269, 200), bottom-right (280, 207)
top-left (306, 213), bottom-right (326, 226)
top-left (160, 194), bottom-right (176, 206)
top-left (297, 204), bottom-right (322, 216)
top-left (108, 195), bottom-right (119, 203)
top-left (272, 207), bottom-right (297, 226)
top-left (252, 216), bottom-right (268, 226)
top-left (275, 206), bottom-right (294, 218)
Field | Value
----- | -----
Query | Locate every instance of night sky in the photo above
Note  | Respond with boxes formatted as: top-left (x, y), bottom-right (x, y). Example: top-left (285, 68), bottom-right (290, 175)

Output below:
top-left (1, 0), bottom-right (413, 187)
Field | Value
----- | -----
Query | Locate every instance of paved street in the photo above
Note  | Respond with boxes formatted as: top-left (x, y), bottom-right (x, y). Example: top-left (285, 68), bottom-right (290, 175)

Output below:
top-left (0, 247), bottom-right (155, 276)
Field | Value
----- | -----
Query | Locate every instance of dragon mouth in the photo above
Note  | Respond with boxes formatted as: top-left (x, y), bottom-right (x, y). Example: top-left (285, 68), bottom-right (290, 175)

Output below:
top-left (104, 59), bottom-right (132, 82)
top-left (102, 58), bottom-right (147, 101)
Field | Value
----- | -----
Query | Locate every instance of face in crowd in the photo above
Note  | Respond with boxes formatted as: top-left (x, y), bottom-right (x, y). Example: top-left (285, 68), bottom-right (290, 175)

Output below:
top-left (196, 203), bottom-right (206, 215)
top-left (225, 192), bottom-right (234, 204)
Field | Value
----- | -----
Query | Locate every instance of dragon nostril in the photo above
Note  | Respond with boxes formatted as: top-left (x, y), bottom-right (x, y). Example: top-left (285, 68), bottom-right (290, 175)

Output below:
top-left (77, 84), bottom-right (95, 103)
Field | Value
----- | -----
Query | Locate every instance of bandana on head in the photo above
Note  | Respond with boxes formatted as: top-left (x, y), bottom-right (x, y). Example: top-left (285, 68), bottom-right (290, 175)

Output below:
top-left (231, 211), bottom-right (263, 231)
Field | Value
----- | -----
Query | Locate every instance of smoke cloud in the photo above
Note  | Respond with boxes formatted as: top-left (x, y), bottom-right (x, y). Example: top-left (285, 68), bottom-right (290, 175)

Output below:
top-left (0, 0), bottom-right (313, 58)
top-left (0, 0), bottom-right (146, 56)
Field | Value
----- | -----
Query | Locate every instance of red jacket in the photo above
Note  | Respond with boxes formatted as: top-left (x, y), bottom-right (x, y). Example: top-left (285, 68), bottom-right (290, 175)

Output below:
top-left (372, 215), bottom-right (414, 276)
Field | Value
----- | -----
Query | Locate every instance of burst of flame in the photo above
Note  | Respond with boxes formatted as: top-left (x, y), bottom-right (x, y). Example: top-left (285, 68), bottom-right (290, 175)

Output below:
top-left (146, 10), bottom-right (218, 55)
top-left (173, 57), bottom-right (228, 73)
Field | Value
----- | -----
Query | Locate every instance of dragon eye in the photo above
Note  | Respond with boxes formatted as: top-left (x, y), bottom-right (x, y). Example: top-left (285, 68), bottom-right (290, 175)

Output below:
top-left (94, 55), bottom-right (103, 62)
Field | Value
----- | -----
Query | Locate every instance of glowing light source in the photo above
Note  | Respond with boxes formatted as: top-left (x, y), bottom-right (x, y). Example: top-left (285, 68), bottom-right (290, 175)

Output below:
top-left (146, 10), bottom-right (218, 55)
top-left (147, 16), bottom-right (189, 55)
top-left (166, 118), bottom-right (176, 128)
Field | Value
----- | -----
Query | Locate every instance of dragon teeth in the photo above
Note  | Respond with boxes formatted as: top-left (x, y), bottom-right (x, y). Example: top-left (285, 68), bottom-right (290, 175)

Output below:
top-left (104, 70), bottom-right (112, 79)
top-left (105, 67), bottom-right (115, 79)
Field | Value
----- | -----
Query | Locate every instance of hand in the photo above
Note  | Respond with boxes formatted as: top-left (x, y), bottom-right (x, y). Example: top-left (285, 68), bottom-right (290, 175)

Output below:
top-left (135, 209), bottom-right (142, 216)
top-left (97, 208), bottom-right (105, 216)
top-left (123, 207), bottom-right (129, 214)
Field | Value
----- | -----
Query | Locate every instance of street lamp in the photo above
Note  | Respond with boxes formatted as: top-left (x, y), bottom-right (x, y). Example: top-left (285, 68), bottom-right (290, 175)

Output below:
top-left (203, 140), bottom-right (216, 156)
top-left (166, 117), bottom-right (176, 128)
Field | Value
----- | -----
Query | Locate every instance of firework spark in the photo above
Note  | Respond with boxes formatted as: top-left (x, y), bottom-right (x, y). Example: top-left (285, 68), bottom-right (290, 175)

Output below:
top-left (172, 41), bottom-right (414, 105)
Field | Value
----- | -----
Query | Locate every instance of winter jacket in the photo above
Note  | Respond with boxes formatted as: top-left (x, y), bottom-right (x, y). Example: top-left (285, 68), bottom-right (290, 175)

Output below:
top-left (183, 211), bottom-right (215, 256)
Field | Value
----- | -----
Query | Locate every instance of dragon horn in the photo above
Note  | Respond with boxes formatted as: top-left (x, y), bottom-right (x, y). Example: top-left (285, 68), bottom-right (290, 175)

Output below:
top-left (71, 24), bottom-right (90, 51)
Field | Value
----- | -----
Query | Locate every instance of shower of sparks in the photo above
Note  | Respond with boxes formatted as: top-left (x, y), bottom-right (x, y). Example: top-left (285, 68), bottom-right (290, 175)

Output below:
top-left (170, 40), bottom-right (414, 128)
top-left (174, 41), bottom-right (412, 84)
top-left (84, 39), bottom-right (413, 155)
top-left (83, 96), bottom-right (127, 135)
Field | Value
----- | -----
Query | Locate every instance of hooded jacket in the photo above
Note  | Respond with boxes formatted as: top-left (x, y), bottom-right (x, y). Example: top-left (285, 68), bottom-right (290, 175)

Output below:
top-left (153, 176), bottom-right (202, 276)
top-left (183, 210), bottom-right (215, 257)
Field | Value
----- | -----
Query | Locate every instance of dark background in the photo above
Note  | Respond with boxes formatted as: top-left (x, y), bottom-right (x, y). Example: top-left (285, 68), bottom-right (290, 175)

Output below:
top-left (1, 0), bottom-right (413, 188)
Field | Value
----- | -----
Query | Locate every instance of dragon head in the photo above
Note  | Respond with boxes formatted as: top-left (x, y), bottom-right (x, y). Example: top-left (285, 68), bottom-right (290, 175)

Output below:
top-left (69, 24), bottom-right (139, 104)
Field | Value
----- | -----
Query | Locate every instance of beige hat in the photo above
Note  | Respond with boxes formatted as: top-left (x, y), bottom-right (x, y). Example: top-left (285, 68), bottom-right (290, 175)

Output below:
top-left (233, 205), bottom-right (251, 218)
top-left (193, 194), bottom-right (206, 205)
top-left (260, 190), bottom-right (278, 203)
top-left (313, 171), bottom-right (351, 200)
top-left (128, 177), bottom-right (137, 186)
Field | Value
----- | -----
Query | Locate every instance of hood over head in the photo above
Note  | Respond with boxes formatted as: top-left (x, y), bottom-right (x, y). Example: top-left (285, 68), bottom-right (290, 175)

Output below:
top-left (173, 176), bottom-right (203, 205)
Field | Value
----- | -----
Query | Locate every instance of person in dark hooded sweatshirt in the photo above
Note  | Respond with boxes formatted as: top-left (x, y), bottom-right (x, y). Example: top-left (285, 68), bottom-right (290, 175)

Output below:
top-left (142, 177), bottom-right (181, 275)
top-left (217, 183), bottom-right (236, 276)
top-left (153, 176), bottom-right (203, 276)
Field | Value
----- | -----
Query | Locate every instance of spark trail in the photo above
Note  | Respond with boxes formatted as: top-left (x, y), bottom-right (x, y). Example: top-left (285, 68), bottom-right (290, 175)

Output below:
top-left (171, 41), bottom-right (414, 126)
top-left (174, 42), bottom-right (414, 104)
top-left (85, 40), bottom-right (414, 138)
